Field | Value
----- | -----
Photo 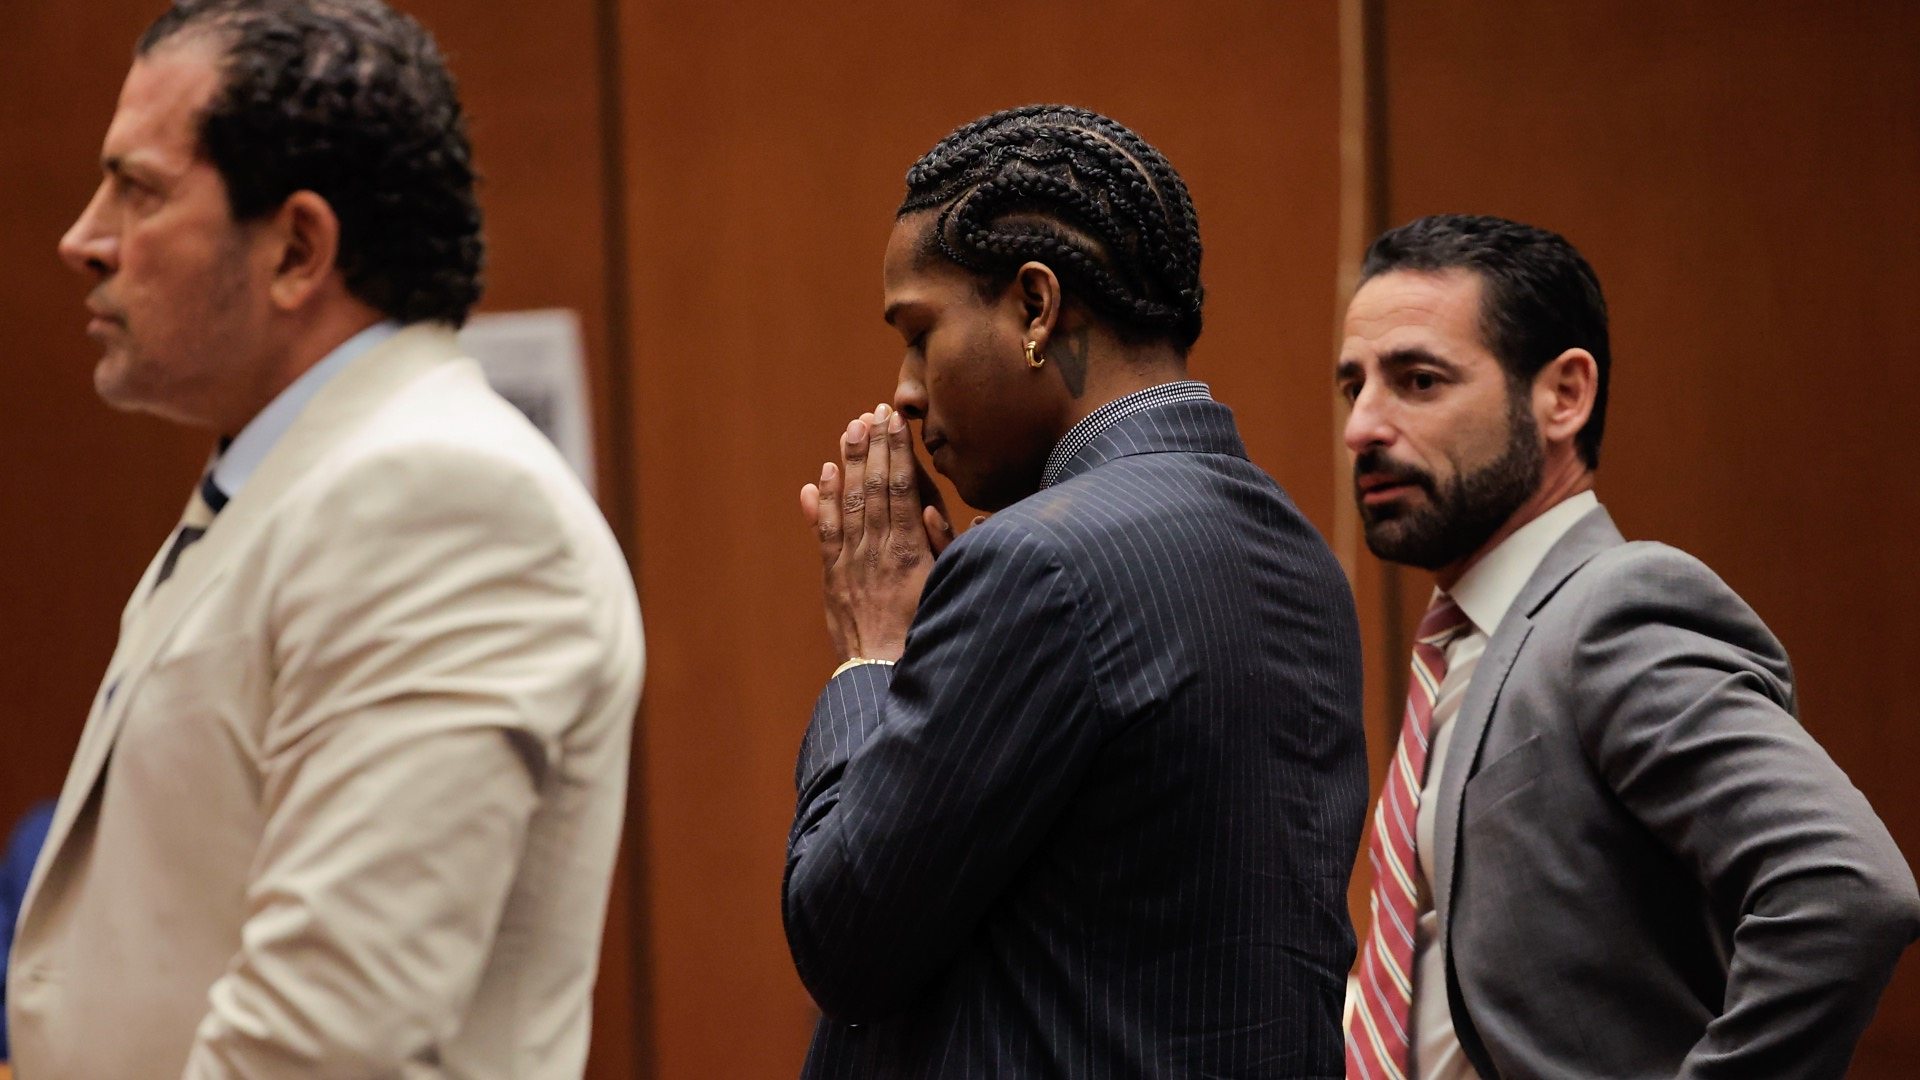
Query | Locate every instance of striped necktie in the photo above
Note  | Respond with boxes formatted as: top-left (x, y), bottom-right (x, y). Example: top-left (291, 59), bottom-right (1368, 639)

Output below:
top-left (1347, 594), bottom-right (1471, 1080)
top-left (153, 470), bottom-right (230, 591)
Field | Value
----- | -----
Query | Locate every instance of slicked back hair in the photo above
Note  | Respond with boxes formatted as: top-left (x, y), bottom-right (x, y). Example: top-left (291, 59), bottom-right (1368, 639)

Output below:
top-left (1360, 213), bottom-right (1611, 468)
top-left (900, 105), bottom-right (1204, 354)
top-left (137, 0), bottom-right (483, 326)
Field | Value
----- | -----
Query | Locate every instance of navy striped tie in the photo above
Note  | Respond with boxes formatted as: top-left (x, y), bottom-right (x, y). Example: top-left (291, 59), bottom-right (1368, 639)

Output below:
top-left (153, 470), bottom-right (229, 590)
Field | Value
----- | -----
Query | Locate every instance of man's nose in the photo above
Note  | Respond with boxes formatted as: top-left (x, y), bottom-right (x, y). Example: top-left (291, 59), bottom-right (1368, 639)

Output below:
top-left (58, 184), bottom-right (117, 278)
top-left (892, 365), bottom-right (927, 421)
top-left (1341, 385), bottom-right (1396, 456)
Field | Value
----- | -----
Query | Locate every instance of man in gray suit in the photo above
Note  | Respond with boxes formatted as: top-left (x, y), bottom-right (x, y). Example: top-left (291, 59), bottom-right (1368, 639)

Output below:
top-left (1337, 213), bottom-right (1919, 1079)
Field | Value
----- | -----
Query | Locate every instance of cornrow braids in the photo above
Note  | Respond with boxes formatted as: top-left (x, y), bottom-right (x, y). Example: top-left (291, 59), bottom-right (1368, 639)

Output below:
top-left (900, 105), bottom-right (1204, 352)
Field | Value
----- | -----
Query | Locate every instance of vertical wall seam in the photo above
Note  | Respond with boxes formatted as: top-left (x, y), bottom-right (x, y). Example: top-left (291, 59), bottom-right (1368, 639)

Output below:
top-left (1364, 0), bottom-right (1407, 730)
top-left (593, 0), bottom-right (656, 1074)
top-left (1337, 0), bottom-right (1408, 741)
top-left (1334, 0), bottom-right (1370, 586)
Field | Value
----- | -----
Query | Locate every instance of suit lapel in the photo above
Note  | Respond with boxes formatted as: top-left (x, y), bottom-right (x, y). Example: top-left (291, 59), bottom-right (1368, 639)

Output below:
top-left (1432, 506), bottom-right (1625, 930)
top-left (1431, 618), bottom-right (1531, 931)
top-left (23, 325), bottom-right (464, 918)
top-left (27, 489), bottom-right (227, 918)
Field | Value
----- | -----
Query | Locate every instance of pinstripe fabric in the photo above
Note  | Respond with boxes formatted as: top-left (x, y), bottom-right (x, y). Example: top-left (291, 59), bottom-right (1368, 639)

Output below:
top-left (1346, 597), bottom-right (1468, 1080)
top-left (786, 399), bottom-right (1368, 1078)
top-left (1039, 380), bottom-right (1211, 489)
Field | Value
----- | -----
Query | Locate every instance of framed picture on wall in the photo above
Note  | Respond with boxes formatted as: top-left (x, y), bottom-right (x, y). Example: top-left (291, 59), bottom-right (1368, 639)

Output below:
top-left (457, 308), bottom-right (597, 495)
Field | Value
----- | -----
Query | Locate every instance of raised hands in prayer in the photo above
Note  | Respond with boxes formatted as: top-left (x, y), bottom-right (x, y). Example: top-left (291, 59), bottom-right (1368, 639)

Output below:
top-left (799, 403), bottom-right (954, 663)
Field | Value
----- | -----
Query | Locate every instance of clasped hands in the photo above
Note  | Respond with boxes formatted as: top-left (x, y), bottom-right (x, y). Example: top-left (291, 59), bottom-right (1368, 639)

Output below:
top-left (799, 403), bottom-right (955, 663)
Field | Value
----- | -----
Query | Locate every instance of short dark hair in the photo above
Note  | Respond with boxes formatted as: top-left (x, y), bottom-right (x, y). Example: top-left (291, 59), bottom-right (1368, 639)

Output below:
top-left (1360, 213), bottom-right (1610, 468)
top-left (138, 0), bottom-right (484, 326)
top-left (899, 105), bottom-right (1204, 353)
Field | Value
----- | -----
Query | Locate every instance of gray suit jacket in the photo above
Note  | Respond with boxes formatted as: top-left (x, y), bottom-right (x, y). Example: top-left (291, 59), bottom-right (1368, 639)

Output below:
top-left (1434, 506), bottom-right (1919, 1079)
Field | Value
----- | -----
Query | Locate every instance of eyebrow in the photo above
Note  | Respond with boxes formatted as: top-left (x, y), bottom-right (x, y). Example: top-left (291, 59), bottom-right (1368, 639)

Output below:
top-left (1383, 347), bottom-right (1460, 373)
top-left (102, 152), bottom-right (185, 188)
top-left (882, 300), bottom-right (923, 327)
top-left (1337, 347), bottom-right (1463, 379)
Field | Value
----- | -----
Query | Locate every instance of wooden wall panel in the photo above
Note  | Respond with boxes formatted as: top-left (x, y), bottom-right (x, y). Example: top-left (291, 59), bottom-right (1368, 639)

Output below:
top-left (1378, 1), bottom-right (1920, 1071)
top-left (0, 3), bottom-right (638, 1076)
top-left (613, 2), bottom-right (1346, 1074)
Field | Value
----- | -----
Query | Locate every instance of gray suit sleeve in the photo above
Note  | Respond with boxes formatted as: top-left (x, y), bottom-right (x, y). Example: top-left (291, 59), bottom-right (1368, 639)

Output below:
top-left (1574, 546), bottom-right (1920, 1079)
top-left (783, 526), bottom-right (1104, 1023)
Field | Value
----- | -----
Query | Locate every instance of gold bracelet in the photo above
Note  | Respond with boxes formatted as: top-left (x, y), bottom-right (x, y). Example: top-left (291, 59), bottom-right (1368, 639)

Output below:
top-left (831, 657), bottom-right (897, 679)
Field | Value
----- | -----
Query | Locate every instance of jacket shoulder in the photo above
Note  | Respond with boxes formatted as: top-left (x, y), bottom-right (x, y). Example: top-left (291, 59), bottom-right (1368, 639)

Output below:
top-left (1551, 540), bottom-right (1768, 638)
top-left (1531, 537), bottom-right (1794, 713)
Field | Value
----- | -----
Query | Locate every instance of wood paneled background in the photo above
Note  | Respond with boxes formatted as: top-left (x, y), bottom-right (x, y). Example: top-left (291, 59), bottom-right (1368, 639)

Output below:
top-left (0, 1), bottom-right (1912, 1075)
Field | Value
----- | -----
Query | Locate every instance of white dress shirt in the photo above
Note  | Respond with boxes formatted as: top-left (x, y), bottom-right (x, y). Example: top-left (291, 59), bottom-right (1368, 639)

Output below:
top-left (1410, 489), bottom-right (1600, 1079)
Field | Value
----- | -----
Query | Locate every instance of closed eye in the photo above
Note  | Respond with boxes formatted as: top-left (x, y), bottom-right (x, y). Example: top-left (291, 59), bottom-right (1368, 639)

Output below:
top-left (107, 168), bottom-right (163, 211)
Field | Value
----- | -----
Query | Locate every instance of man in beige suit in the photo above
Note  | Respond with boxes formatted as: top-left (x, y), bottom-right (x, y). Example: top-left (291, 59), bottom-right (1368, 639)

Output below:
top-left (6, 2), bottom-right (643, 1076)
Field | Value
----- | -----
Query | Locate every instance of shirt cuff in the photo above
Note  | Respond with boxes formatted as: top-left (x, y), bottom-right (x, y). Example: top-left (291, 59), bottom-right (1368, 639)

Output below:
top-left (831, 657), bottom-right (897, 680)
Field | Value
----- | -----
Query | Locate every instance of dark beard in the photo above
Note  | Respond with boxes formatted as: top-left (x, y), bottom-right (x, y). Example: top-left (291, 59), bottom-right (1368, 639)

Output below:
top-left (1357, 395), bottom-right (1544, 570)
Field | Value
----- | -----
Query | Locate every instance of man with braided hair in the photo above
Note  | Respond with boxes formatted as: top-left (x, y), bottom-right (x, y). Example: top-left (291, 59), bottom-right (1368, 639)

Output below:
top-left (788, 105), bottom-right (1367, 1077)
top-left (10, 2), bottom-right (641, 1076)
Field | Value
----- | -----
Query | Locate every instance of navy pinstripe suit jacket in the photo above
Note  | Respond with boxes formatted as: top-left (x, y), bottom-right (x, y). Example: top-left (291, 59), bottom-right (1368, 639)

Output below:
top-left (785, 399), bottom-right (1367, 1078)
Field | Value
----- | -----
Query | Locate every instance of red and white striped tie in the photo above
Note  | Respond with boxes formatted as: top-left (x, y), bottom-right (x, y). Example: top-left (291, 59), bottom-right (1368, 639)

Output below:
top-left (1347, 595), bottom-right (1470, 1080)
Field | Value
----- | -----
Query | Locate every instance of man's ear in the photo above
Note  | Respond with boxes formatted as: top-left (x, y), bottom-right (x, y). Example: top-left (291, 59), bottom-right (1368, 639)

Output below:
top-left (1534, 347), bottom-right (1598, 447)
top-left (1012, 261), bottom-right (1063, 354)
top-left (266, 190), bottom-right (342, 313)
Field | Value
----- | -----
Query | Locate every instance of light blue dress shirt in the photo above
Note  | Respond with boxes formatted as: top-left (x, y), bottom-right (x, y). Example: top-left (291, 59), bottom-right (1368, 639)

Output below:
top-left (210, 320), bottom-right (401, 499)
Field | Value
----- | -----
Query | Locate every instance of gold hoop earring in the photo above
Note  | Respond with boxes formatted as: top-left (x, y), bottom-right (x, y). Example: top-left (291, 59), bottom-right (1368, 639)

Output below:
top-left (1025, 341), bottom-right (1045, 369)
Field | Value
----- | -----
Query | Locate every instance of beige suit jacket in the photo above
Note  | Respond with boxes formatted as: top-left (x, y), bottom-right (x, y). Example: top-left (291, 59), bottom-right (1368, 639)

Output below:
top-left (7, 326), bottom-right (644, 1078)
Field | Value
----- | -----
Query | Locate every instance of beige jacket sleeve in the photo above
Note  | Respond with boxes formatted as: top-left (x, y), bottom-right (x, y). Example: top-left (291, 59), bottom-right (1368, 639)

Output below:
top-left (179, 446), bottom-right (609, 1078)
